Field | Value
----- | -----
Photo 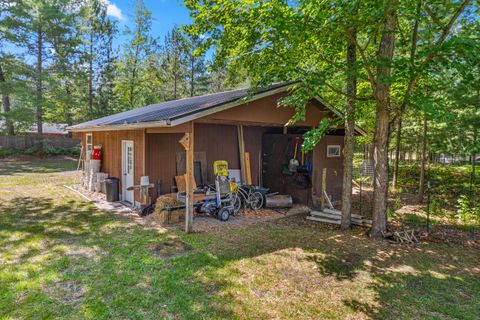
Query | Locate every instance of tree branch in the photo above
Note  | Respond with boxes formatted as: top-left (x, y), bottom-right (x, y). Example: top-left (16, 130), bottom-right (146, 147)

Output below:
top-left (324, 81), bottom-right (374, 101)
top-left (424, 5), bottom-right (443, 28)
top-left (421, 1), bottom-right (468, 67)
top-left (395, 0), bottom-right (469, 121)
top-left (343, 29), bottom-right (377, 91)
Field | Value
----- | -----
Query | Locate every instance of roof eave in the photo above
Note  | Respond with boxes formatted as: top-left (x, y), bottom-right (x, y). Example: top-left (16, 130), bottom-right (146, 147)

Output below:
top-left (169, 83), bottom-right (295, 127)
top-left (313, 96), bottom-right (367, 137)
top-left (67, 120), bottom-right (171, 132)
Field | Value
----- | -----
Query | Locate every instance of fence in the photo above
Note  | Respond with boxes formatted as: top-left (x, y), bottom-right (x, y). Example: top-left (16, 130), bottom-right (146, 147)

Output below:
top-left (0, 135), bottom-right (81, 149)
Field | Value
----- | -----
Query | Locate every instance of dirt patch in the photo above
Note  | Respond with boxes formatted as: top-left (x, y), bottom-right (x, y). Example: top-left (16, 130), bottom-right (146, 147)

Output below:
top-left (42, 280), bottom-right (86, 305)
top-left (148, 239), bottom-right (193, 259)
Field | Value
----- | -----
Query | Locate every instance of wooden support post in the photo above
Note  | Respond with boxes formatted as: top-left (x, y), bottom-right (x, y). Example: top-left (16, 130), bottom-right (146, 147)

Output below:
top-left (321, 168), bottom-right (327, 209)
top-left (180, 122), bottom-right (194, 233)
top-left (237, 125), bottom-right (246, 184)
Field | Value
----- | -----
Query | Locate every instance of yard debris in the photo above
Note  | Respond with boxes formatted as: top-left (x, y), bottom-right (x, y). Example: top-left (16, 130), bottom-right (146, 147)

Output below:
top-left (382, 230), bottom-right (419, 245)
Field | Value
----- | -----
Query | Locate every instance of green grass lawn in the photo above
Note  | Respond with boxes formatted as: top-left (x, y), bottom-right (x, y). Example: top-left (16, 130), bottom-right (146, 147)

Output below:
top-left (1, 158), bottom-right (479, 319)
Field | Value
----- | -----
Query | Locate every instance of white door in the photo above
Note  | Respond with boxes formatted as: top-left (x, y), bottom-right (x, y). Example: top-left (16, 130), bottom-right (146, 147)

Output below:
top-left (122, 140), bottom-right (134, 204)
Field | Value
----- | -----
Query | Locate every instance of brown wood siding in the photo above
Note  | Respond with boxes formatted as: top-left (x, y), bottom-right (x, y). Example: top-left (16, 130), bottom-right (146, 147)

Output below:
top-left (243, 126), bottom-right (267, 185)
top-left (202, 92), bottom-right (332, 127)
top-left (194, 123), bottom-right (240, 183)
top-left (146, 132), bottom-right (184, 197)
top-left (83, 130), bottom-right (144, 202)
top-left (312, 135), bottom-right (345, 207)
top-left (145, 123), bottom-right (266, 198)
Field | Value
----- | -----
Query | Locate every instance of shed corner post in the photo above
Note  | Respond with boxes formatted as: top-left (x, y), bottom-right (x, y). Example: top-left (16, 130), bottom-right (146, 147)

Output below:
top-left (181, 121), bottom-right (195, 233)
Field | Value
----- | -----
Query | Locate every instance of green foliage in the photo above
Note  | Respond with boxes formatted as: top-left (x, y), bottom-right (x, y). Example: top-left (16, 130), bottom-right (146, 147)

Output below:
top-left (455, 195), bottom-right (479, 224)
top-left (0, 145), bottom-right (80, 157)
top-left (302, 118), bottom-right (333, 153)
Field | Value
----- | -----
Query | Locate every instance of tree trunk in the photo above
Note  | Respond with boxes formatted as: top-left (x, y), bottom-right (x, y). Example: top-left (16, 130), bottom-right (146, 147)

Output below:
top-left (173, 54), bottom-right (178, 99)
top-left (190, 55), bottom-right (195, 97)
top-left (370, 0), bottom-right (396, 238)
top-left (88, 29), bottom-right (94, 117)
top-left (0, 63), bottom-right (14, 135)
top-left (36, 23), bottom-right (44, 151)
top-left (341, 32), bottom-right (357, 230)
top-left (470, 129), bottom-right (477, 199)
top-left (418, 113), bottom-right (427, 202)
top-left (392, 113), bottom-right (402, 190)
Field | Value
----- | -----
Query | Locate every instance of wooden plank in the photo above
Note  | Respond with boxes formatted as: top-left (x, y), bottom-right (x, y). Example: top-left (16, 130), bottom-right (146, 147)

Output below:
top-left (323, 208), bottom-right (342, 215)
top-left (237, 125), bottom-right (246, 183)
top-left (185, 121), bottom-right (194, 233)
top-left (310, 211), bottom-right (341, 220)
top-left (307, 215), bottom-right (370, 226)
top-left (175, 175), bottom-right (186, 193)
top-left (323, 190), bottom-right (334, 209)
top-left (306, 216), bottom-right (341, 225)
top-left (323, 208), bottom-right (364, 219)
top-left (321, 168), bottom-right (327, 209)
top-left (244, 152), bottom-right (252, 185)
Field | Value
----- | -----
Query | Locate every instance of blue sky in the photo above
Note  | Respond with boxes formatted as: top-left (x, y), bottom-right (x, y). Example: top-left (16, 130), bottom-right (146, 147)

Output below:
top-left (105, 0), bottom-right (192, 47)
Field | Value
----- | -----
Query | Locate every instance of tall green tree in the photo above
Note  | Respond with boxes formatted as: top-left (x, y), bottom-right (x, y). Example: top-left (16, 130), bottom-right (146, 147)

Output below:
top-left (0, 0), bottom-right (29, 135)
top-left (184, 33), bottom-right (209, 97)
top-left (17, 0), bottom-right (77, 150)
top-left (186, 0), bottom-right (472, 237)
top-left (161, 26), bottom-right (187, 100)
top-left (115, 0), bottom-right (155, 110)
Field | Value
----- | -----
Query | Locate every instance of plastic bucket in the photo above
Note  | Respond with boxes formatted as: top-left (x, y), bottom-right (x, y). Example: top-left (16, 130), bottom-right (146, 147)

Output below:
top-left (92, 145), bottom-right (102, 160)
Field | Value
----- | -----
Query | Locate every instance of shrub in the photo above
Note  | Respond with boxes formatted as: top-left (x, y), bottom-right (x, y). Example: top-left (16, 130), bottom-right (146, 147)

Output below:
top-left (455, 195), bottom-right (479, 224)
top-left (0, 146), bottom-right (80, 157)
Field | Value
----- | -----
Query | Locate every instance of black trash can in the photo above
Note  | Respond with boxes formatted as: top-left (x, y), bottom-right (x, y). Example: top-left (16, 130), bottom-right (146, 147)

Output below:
top-left (105, 177), bottom-right (119, 202)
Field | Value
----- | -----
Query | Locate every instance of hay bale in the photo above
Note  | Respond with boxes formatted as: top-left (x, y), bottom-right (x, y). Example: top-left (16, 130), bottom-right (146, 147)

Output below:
top-left (154, 195), bottom-right (184, 225)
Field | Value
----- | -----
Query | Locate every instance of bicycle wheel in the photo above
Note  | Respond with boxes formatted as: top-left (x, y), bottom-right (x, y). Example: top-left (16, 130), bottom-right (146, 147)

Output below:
top-left (232, 193), bottom-right (242, 215)
top-left (250, 191), bottom-right (264, 210)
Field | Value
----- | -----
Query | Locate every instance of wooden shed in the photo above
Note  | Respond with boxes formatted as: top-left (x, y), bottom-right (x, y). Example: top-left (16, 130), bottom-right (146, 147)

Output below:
top-left (68, 83), bottom-right (364, 230)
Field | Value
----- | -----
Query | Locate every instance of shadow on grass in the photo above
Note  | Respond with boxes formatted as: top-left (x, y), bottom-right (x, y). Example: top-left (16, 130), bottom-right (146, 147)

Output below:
top-left (1, 193), bottom-right (479, 319)
top-left (0, 159), bottom-right (77, 175)
top-left (192, 216), bottom-right (480, 319)
top-left (0, 196), bottom-right (241, 319)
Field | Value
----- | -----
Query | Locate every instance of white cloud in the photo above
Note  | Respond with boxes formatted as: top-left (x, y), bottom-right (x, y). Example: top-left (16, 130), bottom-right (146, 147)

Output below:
top-left (103, 1), bottom-right (125, 21)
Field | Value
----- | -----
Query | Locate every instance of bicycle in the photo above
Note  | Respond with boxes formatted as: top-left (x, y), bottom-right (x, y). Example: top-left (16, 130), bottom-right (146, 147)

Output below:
top-left (232, 185), bottom-right (265, 214)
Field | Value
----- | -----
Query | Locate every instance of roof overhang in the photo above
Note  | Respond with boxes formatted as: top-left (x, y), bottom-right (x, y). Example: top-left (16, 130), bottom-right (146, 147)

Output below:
top-left (67, 120), bottom-right (170, 132)
top-left (68, 83), bottom-right (367, 136)
top-left (68, 83), bottom-right (294, 132)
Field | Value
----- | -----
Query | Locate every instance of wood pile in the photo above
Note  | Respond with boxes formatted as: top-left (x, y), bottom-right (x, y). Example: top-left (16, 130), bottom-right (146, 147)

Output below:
top-left (153, 194), bottom-right (185, 225)
top-left (306, 208), bottom-right (372, 226)
top-left (382, 230), bottom-right (419, 245)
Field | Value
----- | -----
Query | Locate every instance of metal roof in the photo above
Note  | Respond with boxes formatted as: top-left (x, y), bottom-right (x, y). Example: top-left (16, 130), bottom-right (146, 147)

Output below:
top-left (68, 83), bottom-right (291, 131)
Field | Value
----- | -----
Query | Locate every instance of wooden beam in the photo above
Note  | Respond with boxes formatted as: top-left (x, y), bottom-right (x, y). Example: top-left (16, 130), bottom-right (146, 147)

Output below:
top-left (321, 168), bottom-right (327, 209)
top-left (195, 118), bottom-right (286, 128)
top-left (142, 128), bottom-right (146, 177)
top-left (244, 152), bottom-right (252, 185)
top-left (182, 121), bottom-right (194, 233)
top-left (237, 125), bottom-right (246, 184)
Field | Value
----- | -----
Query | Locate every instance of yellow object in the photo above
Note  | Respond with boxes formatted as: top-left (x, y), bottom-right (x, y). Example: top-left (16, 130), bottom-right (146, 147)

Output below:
top-left (213, 160), bottom-right (229, 177)
top-left (230, 181), bottom-right (238, 193)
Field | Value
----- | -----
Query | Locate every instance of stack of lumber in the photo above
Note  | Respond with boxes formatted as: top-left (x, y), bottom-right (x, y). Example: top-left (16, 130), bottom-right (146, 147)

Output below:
top-left (306, 208), bottom-right (372, 226)
top-left (153, 194), bottom-right (184, 225)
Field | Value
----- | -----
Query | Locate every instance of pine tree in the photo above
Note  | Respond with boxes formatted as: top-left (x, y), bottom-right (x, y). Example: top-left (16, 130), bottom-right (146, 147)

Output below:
top-left (184, 33), bottom-right (208, 97)
top-left (162, 26), bottom-right (187, 100)
top-left (114, 0), bottom-right (155, 110)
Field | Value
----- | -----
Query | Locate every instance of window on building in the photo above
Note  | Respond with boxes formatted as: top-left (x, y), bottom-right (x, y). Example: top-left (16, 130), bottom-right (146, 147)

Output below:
top-left (86, 133), bottom-right (93, 159)
top-left (327, 145), bottom-right (341, 157)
